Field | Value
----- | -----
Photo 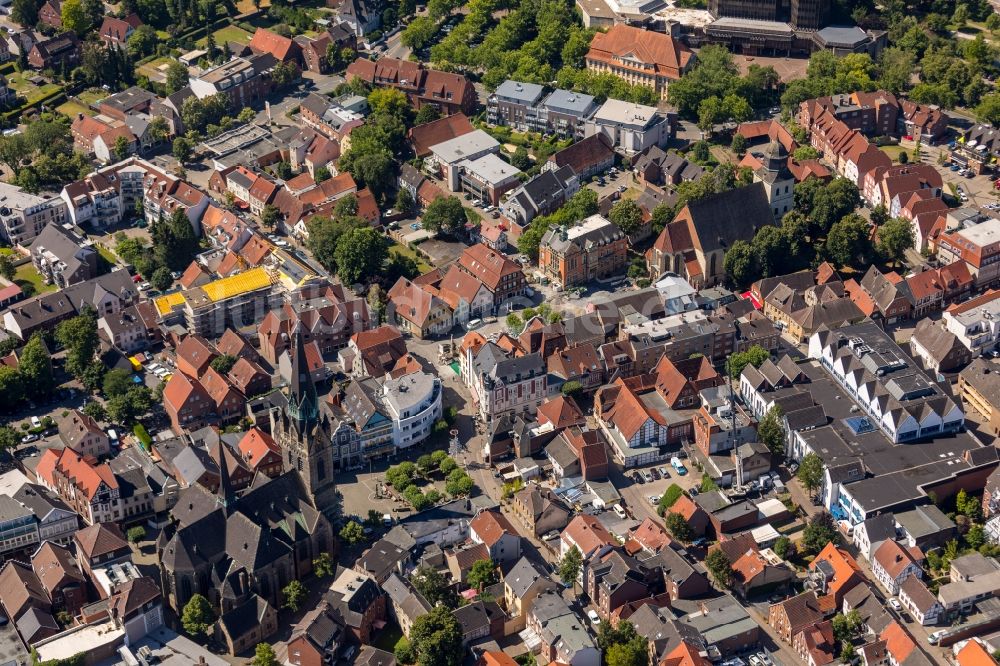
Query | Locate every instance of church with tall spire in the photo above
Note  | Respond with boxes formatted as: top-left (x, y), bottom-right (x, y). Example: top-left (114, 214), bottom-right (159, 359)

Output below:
top-left (271, 324), bottom-right (337, 504)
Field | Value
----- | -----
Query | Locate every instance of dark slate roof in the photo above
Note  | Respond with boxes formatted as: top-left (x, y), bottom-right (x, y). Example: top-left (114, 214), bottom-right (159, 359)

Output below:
top-left (684, 182), bottom-right (773, 254)
top-left (219, 594), bottom-right (273, 640)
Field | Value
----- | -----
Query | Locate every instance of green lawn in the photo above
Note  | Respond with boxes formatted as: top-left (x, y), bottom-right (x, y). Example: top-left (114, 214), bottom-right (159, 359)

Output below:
top-left (96, 244), bottom-right (118, 265)
top-left (371, 623), bottom-right (404, 653)
top-left (137, 57), bottom-right (174, 83)
top-left (196, 24), bottom-right (254, 47)
top-left (55, 100), bottom-right (94, 118)
top-left (6, 72), bottom-right (61, 105)
top-left (390, 243), bottom-right (433, 273)
top-left (14, 264), bottom-right (55, 295)
top-left (880, 145), bottom-right (906, 161)
top-left (77, 88), bottom-right (106, 105)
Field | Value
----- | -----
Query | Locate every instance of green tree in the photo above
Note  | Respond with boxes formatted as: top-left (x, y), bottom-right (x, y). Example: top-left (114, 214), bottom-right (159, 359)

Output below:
top-left (445, 469), bottom-right (473, 496)
top-left (657, 484), bottom-right (684, 516)
top-left (878, 217), bottom-right (915, 266)
top-left (705, 549), bottom-right (732, 587)
top-left (605, 637), bottom-right (648, 666)
top-left (506, 313), bottom-right (522, 335)
top-left (559, 545), bottom-right (583, 586)
top-left (467, 559), bottom-right (498, 590)
top-left (282, 580), bottom-right (306, 611)
top-left (126, 526), bottom-right (147, 543)
top-left (150, 266), bottom-right (173, 291)
top-left (510, 146), bottom-right (531, 171)
top-left (411, 565), bottom-right (458, 609)
top-left (0, 255), bottom-right (15, 282)
top-left (57, 314), bottom-right (100, 389)
top-left (261, 204), bottom-right (280, 229)
top-left (0, 426), bottom-right (20, 452)
top-left (758, 405), bottom-right (785, 457)
top-left (0, 367), bottom-right (24, 408)
top-left (793, 146), bottom-right (820, 161)
top-left (727, 345), bottom-right (770, 379)
top-left (809, 178), bottom-right (861, 235)
top-left (61, 0), bottom-right (89, 35)
top-left (773, 536), bottom-right (794, 560)
top-left (422, 196), bottom-right (466, 235)
top-left (730, 133), bottom-right (748, 155)
top-left (252, 643), bottom-right (279, 666)
top-left (751, 225), bottom-right (790, 278)
top-left (113, 135), bottom-right (132, 161)
top-left (798, 452), bottom-right (824, 498)
top-left (335, 227), bottom-right (387, 286)
top-left (608, 199), bottom-right (643, 235)
top-left (181, 594), bottom-right (215, 636)
top-left (967, 524), bottom-right (986, 549)
top-left (82, 400), bottom-right (107, 422)
top-left (414, 105), bottom-right (440, 125)
top-left (802, 512), bottom-right (839, 555)
top-left (165, 60), bottom-right (189, 94)
top-left (313, 552), bottom-right (335, 577)
top-left (825, 214), bottom-right (873, 269)
top-left (172, 137), bottom-right (193, 163)
top-left (665, 512), bottom-right (693, 542)
top-left (210, 354), bottom-right (237, 374)
top-left (103, 368), bottom-right (133, 397)
top-left (560, 380), bottom-right (582, 397)
top-left (11, 0), bottom-right (41, 28)
top-left (19, 334), bottom-right (53, 400)
top-left (410, 605), bottom-right (464, 666)
top-left (724, 240), bottom-right (759, 288)
top-left (339, 520), bottom-right (365, 545)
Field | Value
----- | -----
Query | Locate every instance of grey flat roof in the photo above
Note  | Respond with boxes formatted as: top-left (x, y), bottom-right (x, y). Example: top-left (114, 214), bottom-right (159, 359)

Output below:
top-left (815, 25), bottom-right (870, 46)
top-left (430, 129), bottom-right (499, 164)
top-left (494, 80), bottom-right (546, 105)
top-left (544, 89), bottom-right (597, 116)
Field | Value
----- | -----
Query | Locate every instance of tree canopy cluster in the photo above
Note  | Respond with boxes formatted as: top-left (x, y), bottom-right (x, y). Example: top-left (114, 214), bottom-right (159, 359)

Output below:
top-left (668, 45), bottom-right (779, 121)
top-left (0, 334), bottom-right (54, 411)
top-left (0, 118), bottom-right (90, 195)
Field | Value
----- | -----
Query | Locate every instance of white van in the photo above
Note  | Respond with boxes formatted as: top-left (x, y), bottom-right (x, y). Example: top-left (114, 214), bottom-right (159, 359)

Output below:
top-left (613, 504), bottom-right (627, 519)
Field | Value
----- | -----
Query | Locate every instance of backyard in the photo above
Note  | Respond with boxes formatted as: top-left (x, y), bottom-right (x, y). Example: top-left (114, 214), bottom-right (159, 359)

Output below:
top-left (7, 72), bottom-right (61, 105)
top-left (390, 242), bottom-right (433, 273)
top-left (196, 24), bottom-right (255, 47)
top-left (137, 57), bottom-right (175, 84)
top-left (55, 100), bottom-right (94, 118)
top-left (14, 263), bottom-right (55, 296)
top-left (76, 88), bottom-right (106, 105)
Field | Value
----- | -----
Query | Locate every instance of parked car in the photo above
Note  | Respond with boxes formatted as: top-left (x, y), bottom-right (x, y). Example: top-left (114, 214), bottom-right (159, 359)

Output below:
top-left (648, 494), bottom-right (660, 506)
top-left (587, 609), bottom-right (601, 626)
top-left (658, 466), bottom-right (670, 478)
top-left (649, 467), bottom-right (660, 481)
top-left (30, 416), bottom-right (41, 428)
top-left (889, 598), bottom-right (902, 611)
top-left (613, 504), bottom-right (627, 519)
top-left (641, 470), bottom-right (653, 483)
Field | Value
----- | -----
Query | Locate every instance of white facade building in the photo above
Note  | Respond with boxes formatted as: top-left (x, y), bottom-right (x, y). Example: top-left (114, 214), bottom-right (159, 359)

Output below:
top-left (382, 371), bottom-right (442, 449)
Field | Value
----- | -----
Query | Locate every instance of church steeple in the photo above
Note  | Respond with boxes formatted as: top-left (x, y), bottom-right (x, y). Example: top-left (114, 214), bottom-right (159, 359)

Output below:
top-left (211, 438), bottom-right (235, 511)
top-left (287, 323), bottom-right (318, 430)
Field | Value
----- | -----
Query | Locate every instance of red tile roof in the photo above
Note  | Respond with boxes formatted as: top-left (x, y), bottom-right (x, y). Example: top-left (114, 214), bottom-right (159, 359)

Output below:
top-left (249, 27), bottom-right (300, 61)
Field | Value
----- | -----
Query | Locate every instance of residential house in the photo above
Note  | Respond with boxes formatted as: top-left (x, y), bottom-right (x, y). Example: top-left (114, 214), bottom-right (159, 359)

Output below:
top-left (870, 540), bottom-right (923, 596)
top-left (897, 576), bottom-right (942, 626)
top-left (909, 319), bottom-right (972, 374)
top-left (768, 592), bottom-right (835, 643)
top-left (386, 277), bottom-right (453, 339)
top-left (501, 166), bottom-right (578, 228)
top-left (56, 410), bottom-right (110, 459)
top-left (29, 223), bottom-right (98, 288)
top-left (285, 602), bottom-right (342, 666)
top-left (511, 485), bottom-right (571, 537)
top-left (539, 214), bottom-right (627, 288)
top-left (584, 99), bottom-right (673, 156)
top-left (807, 543), bottom-right (863, 606)
top-left (98, 14), bottom-right (142, 47)
top-left (470, 510), bottom-right (521, 565)
top-left (561, 514), bottom-right (616, 561)
top-left (248, 27), bottom-right (303, 63)
top-left (346, 56), bottom-right (477, 115)
top-left (503, 557), bottom-right (554, 629)
top-left (544, 133), bottom-right (615, 181)
top-left (27, 32), bottom-right (80, 70)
